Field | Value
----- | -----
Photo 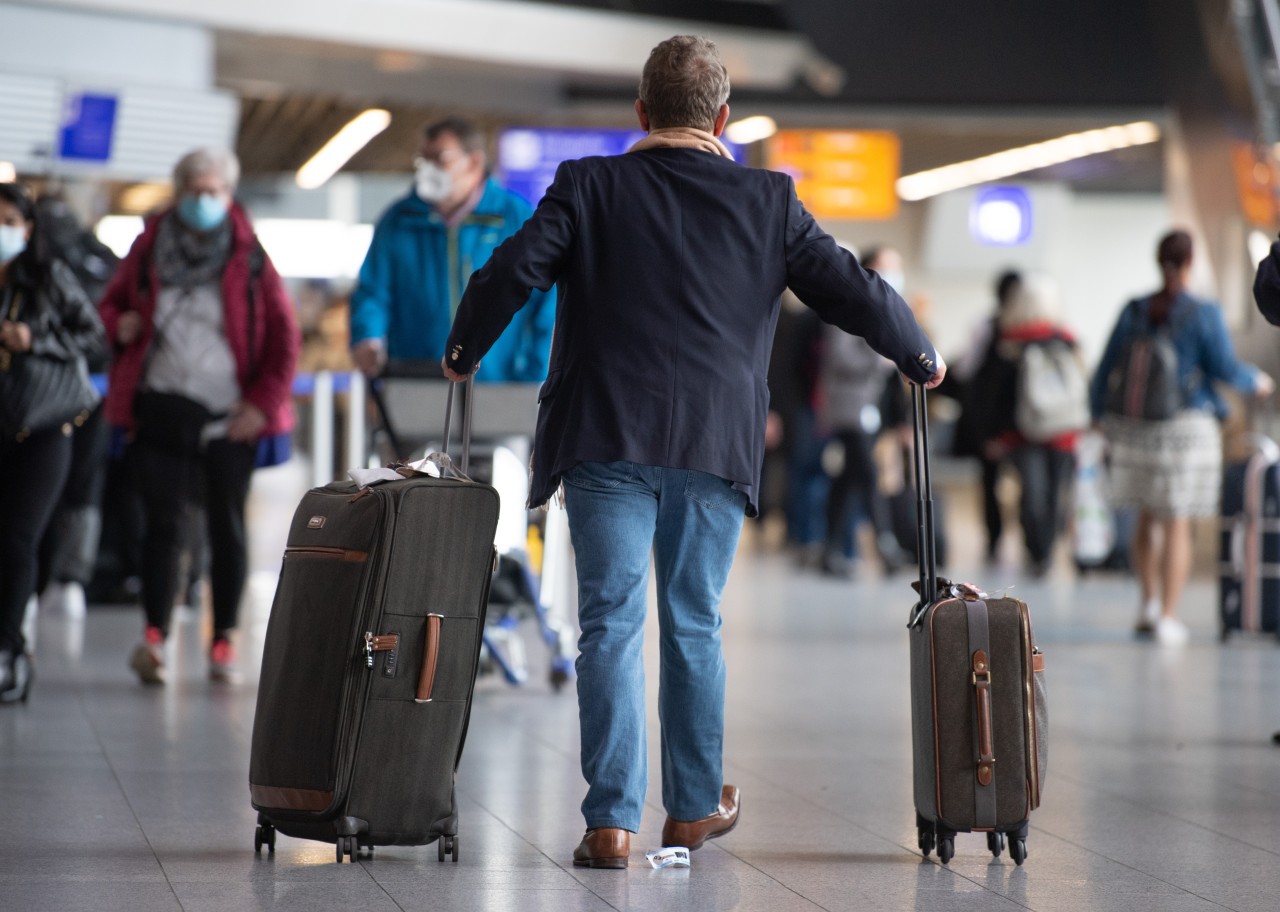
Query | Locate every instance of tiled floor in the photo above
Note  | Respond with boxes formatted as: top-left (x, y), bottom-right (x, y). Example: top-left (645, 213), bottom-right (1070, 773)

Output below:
top-left (3, 461), bottom-right (1280, 911)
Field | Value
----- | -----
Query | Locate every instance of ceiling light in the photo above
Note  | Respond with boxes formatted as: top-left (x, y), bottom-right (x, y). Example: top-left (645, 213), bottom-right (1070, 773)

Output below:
top-left (725, 116), bottom-right (778, 145)
top-left (296, 109), bottom-right (392, 190)
top-left (896, 120), bottom-right (1162, 201)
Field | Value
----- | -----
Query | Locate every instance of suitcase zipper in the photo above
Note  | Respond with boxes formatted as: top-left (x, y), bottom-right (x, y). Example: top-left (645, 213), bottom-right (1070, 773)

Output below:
top-left (284, 546), bottom-right (369, 562)
top-left (1020, 603), bottom-right (1042, 810)
top-left (364, 633), bottom-right (400, 668)
top-left (332, 491), bottom-right (400, 812)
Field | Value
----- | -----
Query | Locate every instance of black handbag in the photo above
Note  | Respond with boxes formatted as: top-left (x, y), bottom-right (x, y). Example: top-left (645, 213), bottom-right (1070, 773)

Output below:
top-left (0, 289), bottom-right (98, 442)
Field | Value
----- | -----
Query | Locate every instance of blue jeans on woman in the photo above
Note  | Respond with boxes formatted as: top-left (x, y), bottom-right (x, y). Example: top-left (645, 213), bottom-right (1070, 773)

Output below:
top-left (562, 461), bottom-right (747, 832)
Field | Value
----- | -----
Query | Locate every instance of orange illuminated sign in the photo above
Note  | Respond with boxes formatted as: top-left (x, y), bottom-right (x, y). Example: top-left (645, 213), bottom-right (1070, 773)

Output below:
top-left (1232, 143), bottom-right (1279, 230)
top-left (768, 130), bottom-right (901, 220)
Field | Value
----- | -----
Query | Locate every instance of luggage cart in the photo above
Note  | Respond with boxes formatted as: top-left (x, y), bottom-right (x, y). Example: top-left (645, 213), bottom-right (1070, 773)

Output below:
top-left (366, 361), bottom-right (577, 690)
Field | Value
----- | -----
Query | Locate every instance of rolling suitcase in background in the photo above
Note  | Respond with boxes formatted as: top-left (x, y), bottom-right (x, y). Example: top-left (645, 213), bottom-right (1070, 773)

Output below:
top-left (907, 386), bottom-right (1048, 865)
top-left (1220, 434), bottom-right (1280, 640)
top-left (249, 379), bottom-right (500, 863)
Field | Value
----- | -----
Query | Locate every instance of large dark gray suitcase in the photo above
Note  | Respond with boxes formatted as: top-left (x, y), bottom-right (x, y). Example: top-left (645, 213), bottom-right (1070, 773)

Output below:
top-left (907, 387), bottom-right (1047, 865)
top-left (249, 380), bottom-right (499, 863)
top-left (1220, 436), bottom-right (1280, 639)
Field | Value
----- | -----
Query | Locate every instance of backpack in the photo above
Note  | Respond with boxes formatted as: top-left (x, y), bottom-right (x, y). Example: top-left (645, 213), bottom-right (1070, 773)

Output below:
top-left (1103, 298), bottom-right (1184, 421)
top-left (1015, 338), bottom-right (1091, 442)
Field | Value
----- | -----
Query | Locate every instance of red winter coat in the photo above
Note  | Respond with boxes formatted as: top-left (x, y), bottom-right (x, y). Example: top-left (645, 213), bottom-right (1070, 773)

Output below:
top-left (98, 204), bottom-right (299, 437)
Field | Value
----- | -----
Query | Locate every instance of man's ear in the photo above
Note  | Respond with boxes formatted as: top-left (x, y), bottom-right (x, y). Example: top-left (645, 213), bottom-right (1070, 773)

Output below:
top-left (635, 99), bottom-right (651, 133)
top-left (712, 104), bottom-right (730, 137)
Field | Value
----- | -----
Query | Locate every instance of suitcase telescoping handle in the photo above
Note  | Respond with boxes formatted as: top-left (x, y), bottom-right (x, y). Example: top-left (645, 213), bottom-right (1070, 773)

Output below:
top-left (909, 384), bottom-right (938, 628)
top-left (441, 375), bottom-right (474, 476)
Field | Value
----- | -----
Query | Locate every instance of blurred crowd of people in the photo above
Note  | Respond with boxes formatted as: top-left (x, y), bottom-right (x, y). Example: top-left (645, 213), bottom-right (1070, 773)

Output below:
top-left (3, 111), bottom-right (1276, 711)
top-left (761, 232), bottom-right (1273, 646)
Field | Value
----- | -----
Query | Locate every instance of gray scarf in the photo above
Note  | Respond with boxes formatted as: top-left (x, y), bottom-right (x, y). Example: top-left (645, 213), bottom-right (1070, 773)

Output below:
top-left (153, 211), bottom-right (232, 290)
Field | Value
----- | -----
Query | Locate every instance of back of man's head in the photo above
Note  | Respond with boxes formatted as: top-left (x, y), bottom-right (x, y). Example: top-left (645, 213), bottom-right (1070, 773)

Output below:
top-left (638, 36), bottom-right (731, 132)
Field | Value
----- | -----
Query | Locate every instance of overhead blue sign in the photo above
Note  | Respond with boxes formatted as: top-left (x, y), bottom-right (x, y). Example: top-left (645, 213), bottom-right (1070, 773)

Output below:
top-left (498, 128), bottom-right (744, 206)
top-left (59, 92), bottom-right (118, 163)
top-left (970, 186), bottom-right (1033, 246)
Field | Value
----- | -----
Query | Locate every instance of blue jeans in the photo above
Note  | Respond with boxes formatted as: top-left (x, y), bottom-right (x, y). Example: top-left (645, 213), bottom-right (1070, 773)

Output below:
top-left (563, 461), bottom-right (747, 832)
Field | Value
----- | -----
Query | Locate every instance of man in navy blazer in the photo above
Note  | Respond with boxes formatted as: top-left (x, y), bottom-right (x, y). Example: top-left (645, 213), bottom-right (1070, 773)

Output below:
top-left (444, 35), bottom-right (944, 869)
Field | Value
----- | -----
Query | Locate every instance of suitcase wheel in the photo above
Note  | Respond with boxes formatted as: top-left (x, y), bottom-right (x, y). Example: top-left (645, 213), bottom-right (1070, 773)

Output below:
top-left (437, 834), bottom-right (459, 863)
top-left (917, 826), bottom-right (934, 857)
top-left (915, 813), bottom-right (935, 857)
top-left (937, 835), bottom-right (954, 865)
top-left (336, 835), bottom-right (360, 864)
top-left (1010, 837), bottom-right (1027, 866)
top-left (986, 831), bottom-right (1004, 859)
top-left (253, 823), bottom-right (275, 856)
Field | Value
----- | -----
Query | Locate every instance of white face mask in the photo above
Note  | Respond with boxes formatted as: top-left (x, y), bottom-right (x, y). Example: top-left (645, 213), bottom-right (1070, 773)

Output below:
top-left (0, 224), bottom-right (27, 265)
top-left (415, 161), bottom-right (453, 204)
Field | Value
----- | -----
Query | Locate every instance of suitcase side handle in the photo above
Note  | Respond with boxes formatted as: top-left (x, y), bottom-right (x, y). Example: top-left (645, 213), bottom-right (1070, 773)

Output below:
top-left (415, 614), bottom-right (444, 703)
top-left (972, 649), bottom-right (995, 787)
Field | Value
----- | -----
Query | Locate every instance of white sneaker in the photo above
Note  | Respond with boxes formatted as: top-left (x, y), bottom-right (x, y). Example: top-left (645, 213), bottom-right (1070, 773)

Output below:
top-left (62, 582), bottom-right (86, 619)
top-left (1155, 616), bottom-right (1190, 646)
top-left (1135, 599), bottom-right (1160, 636)
top-left (41, 582), bottom-right (86, 620)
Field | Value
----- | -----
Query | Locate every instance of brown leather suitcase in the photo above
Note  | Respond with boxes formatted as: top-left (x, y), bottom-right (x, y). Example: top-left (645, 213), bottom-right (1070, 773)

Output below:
top-left (906, 387), bottom-right (1047, 865)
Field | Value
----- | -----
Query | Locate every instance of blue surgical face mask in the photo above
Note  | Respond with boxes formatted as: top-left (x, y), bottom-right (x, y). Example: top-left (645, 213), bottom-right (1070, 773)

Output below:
top-left (177, 193), bottom-right (229, 232)
top-left (880, 269), bottom-right (906, 295)
top-left (0, 224), bottom-right (27, 265)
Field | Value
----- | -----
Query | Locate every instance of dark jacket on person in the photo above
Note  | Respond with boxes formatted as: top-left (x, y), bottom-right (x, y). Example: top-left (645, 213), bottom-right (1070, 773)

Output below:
top-left (1088, 292), bottom-right (1259, 421)
top-left (98, 203), bottom-right (300, 438)
top-left (444, 147), bottom-right (938, 515)
top-left (3, 256), bottom-right (105, 372)
top-left (1255, 239), bottom-right (1280, 325)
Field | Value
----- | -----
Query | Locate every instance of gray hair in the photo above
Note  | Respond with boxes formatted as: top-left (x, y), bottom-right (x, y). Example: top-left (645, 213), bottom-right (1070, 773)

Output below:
top-left (638, 35), bottom-right (731, 132)
top-left (424, 117), bottom-right (486, 157)
top-left (172, 147), bottom-right (240, 193)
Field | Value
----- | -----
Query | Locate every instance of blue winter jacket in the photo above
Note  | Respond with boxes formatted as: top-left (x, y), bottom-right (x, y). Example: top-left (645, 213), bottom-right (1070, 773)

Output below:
top-left (1089, 292), bottom-right (1261, 421)
top-left (350, 178), bottom-right (555, 382)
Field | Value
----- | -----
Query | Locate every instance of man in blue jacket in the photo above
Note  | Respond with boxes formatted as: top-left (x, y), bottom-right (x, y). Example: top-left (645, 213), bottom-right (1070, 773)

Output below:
top-left (349, 117), bottom-right (554, 381)
top-left (444, 36), bottom-right (944, 869)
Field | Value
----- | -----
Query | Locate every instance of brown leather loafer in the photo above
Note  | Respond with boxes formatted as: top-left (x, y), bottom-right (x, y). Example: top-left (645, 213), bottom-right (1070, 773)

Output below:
top-left (662, 785), bottom-right (741, 850)
top-left (572, 827), bottom-right (630, 869)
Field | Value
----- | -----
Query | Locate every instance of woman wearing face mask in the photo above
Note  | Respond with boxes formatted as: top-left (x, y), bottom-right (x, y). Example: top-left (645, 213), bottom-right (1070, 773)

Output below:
top-left (0, 182), bottom-right (105, 704)
top-left (99, 148), bottom-right (299, 686)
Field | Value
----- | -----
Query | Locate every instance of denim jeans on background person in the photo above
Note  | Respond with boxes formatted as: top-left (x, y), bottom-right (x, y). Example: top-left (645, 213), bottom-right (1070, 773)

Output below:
top-left (563, 461), bottom-right (747, 833)
top-left (1009, 445), bottom-right (1073, 568)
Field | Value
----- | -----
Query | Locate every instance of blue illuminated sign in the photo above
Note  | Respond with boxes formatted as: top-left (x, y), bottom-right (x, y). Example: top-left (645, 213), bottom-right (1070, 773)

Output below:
top-left (59, 92), bottom-right (118, 163)
top-left (498, 128), bottom-right (744, 206)
top-left (970, 186), bottom-right (1033, 246)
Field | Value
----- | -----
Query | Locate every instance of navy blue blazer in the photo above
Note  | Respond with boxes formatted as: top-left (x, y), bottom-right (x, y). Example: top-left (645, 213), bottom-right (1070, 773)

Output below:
top-left (1256, 240), bottom-right (1280, 326)
top-left (445, 148), bottom-right (938, 514)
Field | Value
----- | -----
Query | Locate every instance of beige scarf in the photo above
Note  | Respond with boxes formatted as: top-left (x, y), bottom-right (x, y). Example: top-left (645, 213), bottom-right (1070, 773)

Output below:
top-left (628, 127), bottom-right (734, 159)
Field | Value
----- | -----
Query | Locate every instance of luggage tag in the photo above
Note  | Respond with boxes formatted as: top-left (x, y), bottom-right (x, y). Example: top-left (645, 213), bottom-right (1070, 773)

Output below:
top-left (348, 461), bottom-right (443, 488)
top-left (645, 847), bottom-right (691, 869)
